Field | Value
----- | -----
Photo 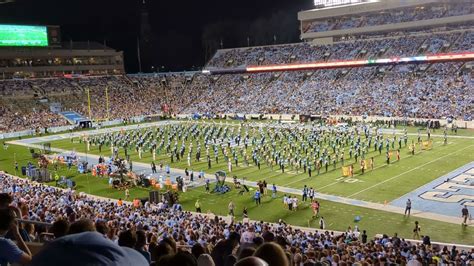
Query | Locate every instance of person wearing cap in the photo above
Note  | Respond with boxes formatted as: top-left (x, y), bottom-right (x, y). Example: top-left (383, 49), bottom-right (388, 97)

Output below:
top-left (30, 231), bottom-right (148, 266)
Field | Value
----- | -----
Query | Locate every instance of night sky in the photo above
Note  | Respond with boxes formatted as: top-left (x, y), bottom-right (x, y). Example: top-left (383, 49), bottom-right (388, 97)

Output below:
top-left (0, 0), bottom-right (314, 72)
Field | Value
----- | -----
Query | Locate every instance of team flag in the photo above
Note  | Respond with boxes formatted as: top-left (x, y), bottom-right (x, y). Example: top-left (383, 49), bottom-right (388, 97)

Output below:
top-left (422, 140), bottom-right (433, 150)
top-left (342, 166), bottom-right (350, 177)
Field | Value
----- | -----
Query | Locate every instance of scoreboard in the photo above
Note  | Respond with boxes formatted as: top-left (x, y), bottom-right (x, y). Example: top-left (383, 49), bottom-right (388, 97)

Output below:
top-left (0, 24), bottom-right (61, 47)
top-left (0, 25), bottom-right (48, 46)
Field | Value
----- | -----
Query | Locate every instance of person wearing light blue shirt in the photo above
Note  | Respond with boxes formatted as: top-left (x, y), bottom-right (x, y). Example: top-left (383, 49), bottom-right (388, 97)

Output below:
top-left (254, 191), bottom-right (261, 205)
top-left (0, 208), bottom-right (32, 266)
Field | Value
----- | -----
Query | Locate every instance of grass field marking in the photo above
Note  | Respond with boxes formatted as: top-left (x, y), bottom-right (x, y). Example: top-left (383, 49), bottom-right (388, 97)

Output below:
top-left (347, 144), bottom-right (474, 198)
top-left (282, 145), bottom-right (435, 188)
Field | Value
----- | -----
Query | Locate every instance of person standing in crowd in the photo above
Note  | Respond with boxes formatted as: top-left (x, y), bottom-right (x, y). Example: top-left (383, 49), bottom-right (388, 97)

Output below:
top-left (272, 184), bottom-right (277, 199)
top-left (405, 199), bottom-right (411, 216)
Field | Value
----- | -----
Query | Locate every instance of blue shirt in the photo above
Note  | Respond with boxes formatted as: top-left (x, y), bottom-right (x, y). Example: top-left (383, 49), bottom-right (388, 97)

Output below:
top-left (0, 237), bottom-right (24, 266)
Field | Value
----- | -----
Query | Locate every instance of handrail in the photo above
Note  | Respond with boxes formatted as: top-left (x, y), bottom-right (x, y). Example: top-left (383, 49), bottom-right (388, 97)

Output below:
top-left (17, 219), bottom-right (53, 227)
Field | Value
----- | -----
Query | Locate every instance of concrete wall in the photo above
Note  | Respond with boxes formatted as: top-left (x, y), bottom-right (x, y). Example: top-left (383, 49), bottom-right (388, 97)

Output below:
top-left (0, 116), bottom-right (146, 140)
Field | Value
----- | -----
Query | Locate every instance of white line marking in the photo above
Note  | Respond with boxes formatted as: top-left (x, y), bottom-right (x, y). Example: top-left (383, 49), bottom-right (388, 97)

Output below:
top-left (348, 144), bottom-right (474, 198)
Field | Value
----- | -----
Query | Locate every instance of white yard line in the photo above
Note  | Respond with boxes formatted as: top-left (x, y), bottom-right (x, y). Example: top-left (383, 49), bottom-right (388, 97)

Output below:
top-left (5, 121), bottom-right (474, 227)
top-left (347, 144), bottom-right (474, 198)
top-left (282, 145), bottom-right (444, 188)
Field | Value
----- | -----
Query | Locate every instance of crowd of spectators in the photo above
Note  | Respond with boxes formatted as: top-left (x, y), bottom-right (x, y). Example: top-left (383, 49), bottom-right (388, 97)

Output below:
top-left (0, 29), bottom-right (473, 133)
top-left (0, 76), bottom-right (165, 133)
top-left (303, 1), bottom-right (472, 33)
top-left (1, 172), bottom-right (473, 266)
top-left (207, 30), bottom-right (472, 68)
top-left (185, 62), bottom-right (473, 120)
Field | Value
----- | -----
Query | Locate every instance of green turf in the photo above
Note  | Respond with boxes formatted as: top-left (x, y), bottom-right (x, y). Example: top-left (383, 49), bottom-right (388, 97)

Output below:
top-left (1, 123), bottom-right (474, 244)
top-left (45, 123), bottom-right (474, 204)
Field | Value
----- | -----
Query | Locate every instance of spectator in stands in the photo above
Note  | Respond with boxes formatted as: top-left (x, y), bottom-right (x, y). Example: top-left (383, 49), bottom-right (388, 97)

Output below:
top-left (50, 219), bottom-right (70, 239)
top-left (135, 230), bottom-right (151, 263)
top-left (152, 241), bottom-right (175, 263)
top-left (1, 171), bottom-right (474, 265)
top-left (158, 251), bottom-right (198, 266)
top-left (0, 208), bottom-right (32, 266)
top-left (254, 242), bottom-right (289, 266)
top-left (68, 218), bottom-right (96, 235)
top-left (30, 231), bottom-right (148, 266)
top-left (118, 229), bottom-right (137, 249)
top-left (211, 232), bottom-right (240, 266)
top-left (235, 256), bottom-right (269, 266)
top-left (197, 254), bottom-right (215, 266)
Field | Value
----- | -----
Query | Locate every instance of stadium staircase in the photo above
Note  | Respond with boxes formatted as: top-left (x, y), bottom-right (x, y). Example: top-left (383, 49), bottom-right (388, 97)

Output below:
top-left (177, 76), bottom-right (198, 113)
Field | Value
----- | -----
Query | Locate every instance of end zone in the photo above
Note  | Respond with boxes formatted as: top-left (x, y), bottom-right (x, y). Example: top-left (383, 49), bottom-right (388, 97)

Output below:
top-left (391, 162), bottom-right (474, 218)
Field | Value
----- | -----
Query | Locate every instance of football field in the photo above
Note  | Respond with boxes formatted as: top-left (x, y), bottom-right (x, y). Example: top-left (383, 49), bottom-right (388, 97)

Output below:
top-left (45, 121), bottom-right (474, 203)
top-left (2, 120), bottom-right (474, 244)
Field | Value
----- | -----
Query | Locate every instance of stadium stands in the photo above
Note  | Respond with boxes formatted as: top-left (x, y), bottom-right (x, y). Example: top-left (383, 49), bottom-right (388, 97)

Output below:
top-left (303, 1), bottom-right (472, 34)
top-left (0, 10), bottom-right (472, 133)
top-left (0, 3), bottom-right (473, 266)
top-left (207, 30), bottom-right (473, 68)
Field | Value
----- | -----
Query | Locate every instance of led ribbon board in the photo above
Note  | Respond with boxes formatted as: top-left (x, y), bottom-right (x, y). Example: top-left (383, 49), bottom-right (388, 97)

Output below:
top-left (244, 52), bottom-right (474, 73)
